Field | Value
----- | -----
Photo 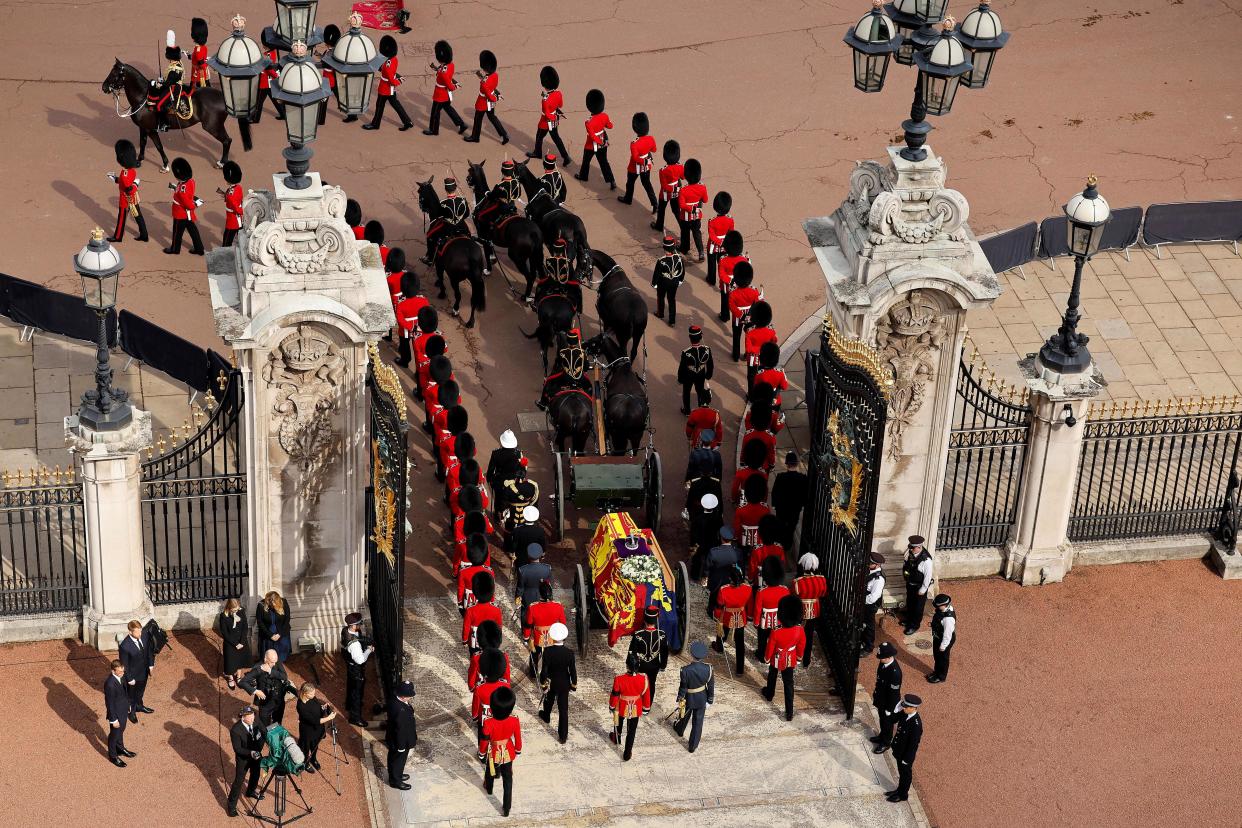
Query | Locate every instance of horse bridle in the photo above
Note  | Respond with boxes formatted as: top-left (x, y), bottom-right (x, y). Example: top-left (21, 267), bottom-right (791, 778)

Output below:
top-left (106, 67), bottom-right (145, 118)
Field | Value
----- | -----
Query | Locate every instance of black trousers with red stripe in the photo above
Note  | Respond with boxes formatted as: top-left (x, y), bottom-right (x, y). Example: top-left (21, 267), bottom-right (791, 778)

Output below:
top-left (763, 665), bottom-right (796, 720)
top-left (112, 204), bottom-right (148, 242)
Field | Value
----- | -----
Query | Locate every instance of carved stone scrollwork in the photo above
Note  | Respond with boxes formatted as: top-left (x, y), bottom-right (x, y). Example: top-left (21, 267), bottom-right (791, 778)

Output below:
top-left (247, 221), bottom-right (352, 276)
top-left (242, 190), bottom-right (276, 232)
top-left (848, 161), bottom-right (892, 223)
top-left (867, 187), bottom-right (970, 245)
top-left (875, 290), bottom-right (948, 459)
top-left (322, 185), bottom-right (347, 220)
top-left (262, 325), bottom-right (347, 466)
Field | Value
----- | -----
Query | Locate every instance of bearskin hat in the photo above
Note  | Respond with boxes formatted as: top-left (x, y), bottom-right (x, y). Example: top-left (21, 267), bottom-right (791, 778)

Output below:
top-left (761, 556), bottom-right (785, 587)
top-left (748, 300), bottom-right (772, 328)
top-left (400, 272), bottom-right (421, 301)
top-left (423, 334), bottom-right (446, 359)
top-left (683, 158), bottom-right (702, 185)
top-left (457, 484), bottom-right (482, 515)
top-left (479, 647), bottom-right (505, 682)
top-left (458, 458), bottom-right (481, 487)
top-left (170, 157), bottom-right (192, 182)
top-left (345, 199), bottom-right (362, 227)
top-left (446, 405), bottom-right (469, 435)
top-left (777, 593), bottom-right (803, 627)
top-left (471, 569), bottom-right (495, 603)
top-left (455, 433), bottom-right (477, 459)
top-left (741, 436), bottom-right (769, 470)
top-left (437, 380), bottom-right (460, 408)
top-left (728, 565), bottom-right (745, 586)
top-left (749, 381), bottom-right (775, 408)
top-left (632, 111), bottom-right (649, 137)
top-left (742, 472), bottom-right (769, 505)
top-left (114, 139), bottom-right (138, 169)
top-left (758, 513), bottom-right (783, 545)
top-left (417, 305), bottom-right (439, 333)
top-left (467, 532), bottom-right (488, 565)
top-left (732, 261), bottom-right (754, 288)
top-left (165, 30), bottom-right (181, 62)
top-left (435, 40), bottom-right (453, 64)
top-left (749, 406), bottom-right (773, 433)
top-left (625, 652), bottom-right (641, 673)
top-left (379, 35), bottom-right (398, 59)
top-left (759, 341), bottom-right (780, 369)
top-left (222, 160), bottom-right (242, 185)
top-left (723, 230), bottom-right (744, 257)
top-left (476, 618), bottom-right (502, 649)
top-left (322, 24), bottom-right (341, 49)
top-left (261, 28), bottom-right (279, 50)
top-left (429, 355), bottom-right (454, 384)
top-left (479, 49), bottom-right (497, 74)
top-left (662, 139), bottom-right (681, 165)
top-left (364, 220), bottom-right (385, 245)
top-left (585, 88), bottom-right (605, 115)
top-left (539, 65), bottom-right (559, 90)
top-left (386, 246), bottom-right (406, 274)
top-left (190, 17), bottom-right (209, 46)
top-left (489, 685), bottom-right (516, 720)
top-left (713, 191), bottom-right (732, 215)
top-left (538, 580), bottom-right (554, 601)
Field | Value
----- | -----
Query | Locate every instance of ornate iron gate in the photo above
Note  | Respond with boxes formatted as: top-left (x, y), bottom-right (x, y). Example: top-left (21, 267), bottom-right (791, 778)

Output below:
top-left (802, 317), bottom-right (889, 719)
top-left (366, 346), bottom-right (408, 698)
top-left (0, 471), bottom-right (87, 615)
top-left (938, 347), bottom-right (1032, 550)
top-left (142, 354), bottom-right (248, 604)
top-left (1070, 398), bottom-right (1242, 542)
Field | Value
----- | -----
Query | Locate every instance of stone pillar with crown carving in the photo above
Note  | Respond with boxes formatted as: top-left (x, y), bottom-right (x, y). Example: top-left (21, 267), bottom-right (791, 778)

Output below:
top-left (803, 143), bottom-right (1001, 587)
top-left (206, 166), bottom-right (394, 652)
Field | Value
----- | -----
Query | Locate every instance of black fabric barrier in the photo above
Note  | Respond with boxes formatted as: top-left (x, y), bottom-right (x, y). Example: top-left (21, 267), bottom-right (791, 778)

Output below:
top-left (980, 222), bottom-right (1037, 273)
top-left (6, 278), bottom-right (118, 346)
top-left (118, 310), bottom-right (211, 393)
top-left (1142, 200), bottom-right (1242, 246)
top-left (1038, 207), bottom-right (1143, 259)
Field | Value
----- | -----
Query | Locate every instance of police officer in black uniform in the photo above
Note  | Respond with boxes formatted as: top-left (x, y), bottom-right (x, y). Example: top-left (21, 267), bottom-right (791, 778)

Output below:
top-left (901, 535), bottom-right (934, 635)
top-left (627, 606), bottom-right (669, 700)
top-left (677, 325), bottom-right (714, 415)
top-left (386, 681), bottom-right (418, 790)
top-left (861, 551), bottom-right (886, 654)
top-left (651, 235), bottom-right (686, 326)
top-left (927, 593), bottom-right (956, 683)
top-left (341, 612), bottom-right (374, 727)
top-left (870, 642), bottom-right (902, 754)
top-left (887, 694), bottom-right (923, 803)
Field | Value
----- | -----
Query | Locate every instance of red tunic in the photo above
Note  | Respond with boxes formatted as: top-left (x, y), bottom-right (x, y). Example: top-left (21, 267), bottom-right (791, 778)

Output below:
top-left (734, 502), bottom-right (772, 547)
top-left (793, 574), bottom-right (828, 621)
top-left (677, 182), bottom-right (708, 222)
top-left (752, 585), bottom-right (791, 631)
top-left (731, 467), bottom-right (768, 505)
top-left (729, 286), bottom-right (762, 323)
top-left (745, 327), bottom-right (780, 367)
top-left (378, 57), bottom-right (401, 96)
top-left (745, 407), bottom-right (786, 435)
top-left (523, 600), bottom-right (567, 645)
top-left (584, 112), bottom-right (612, 150)
top-left (378, 244), bottom-right (391, 266)
top-left (190, 44), bottom-right (210, 86)
top-left (396, 295), bottom-right (430, 337)
top-left (657, 164), bottom-right (683, 202)
top-left (747, 544), bottom-right (785, 584)
top-left (765, 624), bottom-right (807, 670)
top-left (742, 429), bottom-right (777, 471)
top-left (259, 49), bottom-right (279, 89)
top-left (352, 225), bottom-right (367, 240)
top-left (718, 254), bottom-right (749, 292)
top-left (386, 271), bottom-right (404, 305)
top-left (454, 516), bottom-right (495, 570)
top-left (116, 167), bottom-right (140, 208)
top-left (462, 601), bottom-right (503, 646)
top-left (321, 66), bottom-right (336, 89)
top-left (471, 678), bottom-right (510, 721)
top-left (172, 179), bottom-right (197, 221)
top-left (467, 650), bottom-right (511, 689)
top-left (609, 673), bottom-right (651, 719)
top-left (413, 330), bottom-right (440, 366)
top-left (478, 716), bottom-right (522, 765)
top-left (627, 135), bottom-right (657, 174)
top-left (707, 215), bottom-right (734, 253)
top-left (753, 368), bottom-right (790, 405)
top-left (449, 484), bottom-right (490, 517)
top-left (223, 184), bottom-right (243, 230)
top-left (433, 62), bottom-right (457, 103)
top-left (685, 406), bottom-right (723, 448)
top-left (456, 563), bottom-right (494, 607)
top-left (474, 72), bottom-right (499, 112)
top-left (538, 89), bottom-right (563, 130)
top-left (714, 583), bottom-right (753, 630)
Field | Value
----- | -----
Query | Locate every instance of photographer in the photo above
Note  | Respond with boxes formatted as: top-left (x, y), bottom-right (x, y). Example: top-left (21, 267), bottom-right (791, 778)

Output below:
top-left (240, 648), bottom-right (293, 727)
top-left (295, 682), bottom-right (336, 773)
top-left (341, 612), bottom-right (375, 727)
top-left (226, 705), bottom-right (265, 817)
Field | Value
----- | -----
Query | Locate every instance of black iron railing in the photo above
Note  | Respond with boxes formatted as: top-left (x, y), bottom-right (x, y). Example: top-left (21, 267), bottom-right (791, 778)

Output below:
top-left (0, 480), bottom-right (87, 615)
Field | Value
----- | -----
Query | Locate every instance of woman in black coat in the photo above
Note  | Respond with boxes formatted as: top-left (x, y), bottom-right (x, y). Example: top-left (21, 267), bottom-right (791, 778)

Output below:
top-left (255, 591), bottom-right (292, 662)
top-left (296, 682), bottom-right (336, 771)
top-left (217, 597), bottom-right (251, 689)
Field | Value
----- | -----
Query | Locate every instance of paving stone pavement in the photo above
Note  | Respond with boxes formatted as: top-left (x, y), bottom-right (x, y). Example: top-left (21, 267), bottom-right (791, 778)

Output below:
top-left (384, 592), bottom-right (924, 828)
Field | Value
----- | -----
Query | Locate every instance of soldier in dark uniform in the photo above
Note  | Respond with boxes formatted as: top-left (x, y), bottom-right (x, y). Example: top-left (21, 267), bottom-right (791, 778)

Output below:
top-left (500, 468), bottom-right (540, 548)
top-left (538, 331), bottom-right (591, 410)
top-left (539, 153), bottom-right (567, 204)
top-left (341, 612), bottom-right (374, 727)
top-left (688, 491), bottom-right (723, 577)
top-left (901, 535), bottom-right (933, 635)
top-left (703, 525), bottom-right (739, 605)
top-left (927, 593), bottom-right (956, 683)
top-left (651, 235), bottom-right (686, 325)
top-left (870, 642), bottom-right (902, 754)
top-left (627, 606), bottom-right (669, 700)
top-left (514, 543), bottom-right (552, 626)
top-left (385, 681), bottom-right (418, 790)
top-left (534, 238), bottom-right (582, 312)
top-left (887, 694), bottom-right (923, 802)
top-left (423, 177), bottom-right (470, 265)
top-left (486, 429), bottom-right (527, 516)
top-left (685, 428), bottom-right (723, 482)
top-left (510, 505), bottom-right (545, 564)
top-left (672, 640), bottom-right (714, 752)
top-left (677, 325), bottom-right (714, 415)
top-left (861, 551), bottom-right (886, 654)
top-left (487, 159), bottom-right (524, 220)
top-left (147, 31), bottom-right (185, 133)
top-left (538, 622), bottom-right (576, 744)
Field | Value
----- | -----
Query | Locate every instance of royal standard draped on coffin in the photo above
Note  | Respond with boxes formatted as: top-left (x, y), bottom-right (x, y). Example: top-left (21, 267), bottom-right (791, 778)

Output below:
top-left (586, 513), bottom-right (682, 650)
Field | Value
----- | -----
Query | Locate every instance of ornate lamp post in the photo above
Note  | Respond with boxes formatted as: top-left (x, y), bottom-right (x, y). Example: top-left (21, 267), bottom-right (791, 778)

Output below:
top-left (320, 13), bottom-right (384, 117)
top-left (1038, 177), bottom-right (1112, 375)
top-left (843, 1), bottom-right (903, 93)
top-left (208, 15), bottom-right (270, 152)
top-left (74, 228), bottom-right (131, 431)
top-left (270, 40), bottom-right (331, 189)
top-left (266, 0), bottom-right (323, 52)
top-left (957, 2), bottom-right (1011, 89)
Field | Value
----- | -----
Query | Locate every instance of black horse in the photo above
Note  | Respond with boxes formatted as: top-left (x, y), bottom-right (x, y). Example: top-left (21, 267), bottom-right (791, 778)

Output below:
top-left (102, 59), bottom-right (233, 171)
top-left (521, 291), bottom-right (579, 375)
top-left (584, 333), bottom-right (648, 457)
top-left (548, 376), bottom-right (593, 455)
top-left (416, 179), bottom-right (488, 329)
top-left (465, 161), bottom-right (545, 298)
top-left (514, 161), bottom-right (592, 283)
top-left (592, 251), bottom-right (648, 364)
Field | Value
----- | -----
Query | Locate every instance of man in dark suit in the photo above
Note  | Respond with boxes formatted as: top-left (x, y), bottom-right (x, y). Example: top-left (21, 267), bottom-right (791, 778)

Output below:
top-left (537, 622), bottom-right (576, 744)
top-left (226, 705), bottom-right (265, 816)
top-left (514, 544), bottom-right (552, 627)
top-left (118, 619), bottom-right (155, 722)
top-left (386, 681), bottom-right (418, 790)
top-left (870, 642), bottom-right (903, 754)
top-left (104, 659), bottom-right (136, 767)
top-left (239, 648), bottom-right (292, 727)
top-left (887, 694), bottom-right (923, 803)
top-left (770, 452), bottom-right (809, 549)
top-left (672, 640), bottom-right (715, 752)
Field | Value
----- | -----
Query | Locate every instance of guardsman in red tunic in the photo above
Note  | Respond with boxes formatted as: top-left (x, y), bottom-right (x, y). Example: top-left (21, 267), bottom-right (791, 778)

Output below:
top-left (395, 270), bottom-right (430, 369)
top-left (732, 439), bottom-right (770, 505)
top-left (741, 420), bottom-right (778, 472)
top-left (457, 542), bottom-right (494, 613)
top-left (464, 50), bottom-right (509, 144)
top-left (746, 391), bottom-right (786, 436)
top-left (735, 474), bottom-right (773, 556)
top-left (717, 230), bottom-right (749, 322)
top-left (318, 24), bottom-right (347, 124)
top-left (754, 342), bottom-right (790, 406)
top-left (365, 220), bottom-right (391, 266)
top-left (685, 394), bottom-right (722, 450)
top-left (762, 595), bottom-right (807, 721)
top-left (744, 301), bottom-right (779, 387)
top-left (676, 158), bottom-right (708, 262)
top-left (651, 140), bottom-right (683, 232)
top-left (478, 686), bottom-right (521, 818)
top-left (706, 192), bottom-right (734, 286)
top-left (678, 326), bottom-right (715, 415)
top-left (470, 648), bottom-right (511, 738)
top-left (575, 89), bottom-right (615, 188)
top-left (466, 620), bottom-right (508, 687)
top-left (523, 581), bottom-right (567, 677)
top-left (189, 18), bottom-right (210, 87)
top-left (462, 572), bottom-right (503, 653)
top-left (453, 509), bottom-right (493, 572)
top-left (254, 29), bottom-right (285, 123)
top-left (364, 36), bottom-right (413, 131)
top-left (346, 199), bottom-right (365, 240)
top-left (608, 653), bottom-right (651, 761)
top-left (747, 515), bottom-right (786, 585)
top-left (538, 153), bottom-right (567, 205)
top-left (618, 112), bottom-right (658, 210)
top-left (164, 157), bottom-right (204, 256)
top-left (424, 40), bottom-right (466, 135)
top-left (219, 161), bottom-right (244, 247)
top-left (713, 566), bottom-right (752, 674)
top-left (528, 65), bottom-right (571, 165)
top-left (752, 557), bottom-right (790, 663)
top-left (107, 140), bottom-right (147, 243)
top-left (422, 357), bottom-right (455, 433)
top-left (793, 553), bottom-right (828, 668)
top-left (728, 262), bottom-right (763, 360)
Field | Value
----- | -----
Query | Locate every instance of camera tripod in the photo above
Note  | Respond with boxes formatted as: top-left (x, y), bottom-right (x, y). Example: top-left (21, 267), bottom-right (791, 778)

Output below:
top-left (248, 768), bottom-right (313, 826)
top-left (326, 723), bottom-right (350, 796)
